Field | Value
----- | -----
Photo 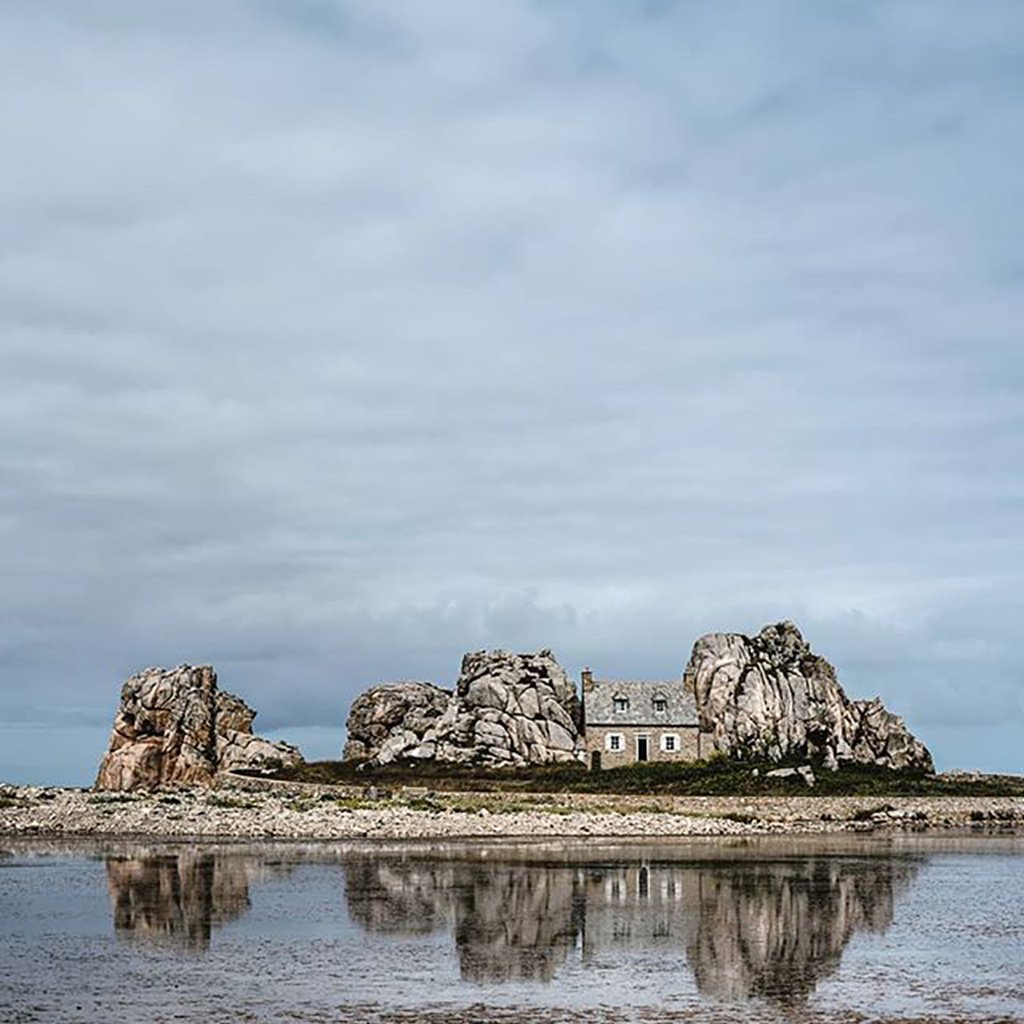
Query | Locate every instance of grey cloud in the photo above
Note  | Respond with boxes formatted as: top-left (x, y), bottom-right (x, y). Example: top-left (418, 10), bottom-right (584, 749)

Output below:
top-left (2, 1), bottom-right (1022, 782)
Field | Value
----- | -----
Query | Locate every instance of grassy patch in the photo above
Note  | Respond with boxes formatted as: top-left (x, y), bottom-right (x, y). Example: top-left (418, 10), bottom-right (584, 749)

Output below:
top-left (264, 757), bottom-right (1024, 798)
top-left (206, 794), bottom-right (257, 809)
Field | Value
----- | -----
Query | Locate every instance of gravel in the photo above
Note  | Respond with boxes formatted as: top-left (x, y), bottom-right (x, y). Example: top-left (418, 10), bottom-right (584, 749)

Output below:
top-left (2, 780), bottom-right (1021, 841)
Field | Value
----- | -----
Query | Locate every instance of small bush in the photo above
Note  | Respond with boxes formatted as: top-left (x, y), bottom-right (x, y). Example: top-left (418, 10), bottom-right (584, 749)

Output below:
top-left (206, 794), bottom-right (256, 809)
top-left (852, 804), bottom-right (895, 822)
top-left (87, 792), bottom-right (138, 804)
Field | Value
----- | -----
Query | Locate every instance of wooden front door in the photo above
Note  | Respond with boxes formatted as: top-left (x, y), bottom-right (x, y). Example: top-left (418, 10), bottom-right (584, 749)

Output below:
top-left (637, 736), bottom-right (649, 762)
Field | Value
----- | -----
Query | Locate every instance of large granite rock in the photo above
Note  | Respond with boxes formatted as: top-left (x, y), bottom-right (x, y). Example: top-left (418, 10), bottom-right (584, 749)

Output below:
top-left (435, 649), bottom-right (582, 766)
top-left (95, 665), bottom-right (303, 790)
top-left (682, 622), bottom-right (933, 771)
top-left (344, 649), bottom-right (583, 767)
top-left (342, 682), bottom-right (451, 764)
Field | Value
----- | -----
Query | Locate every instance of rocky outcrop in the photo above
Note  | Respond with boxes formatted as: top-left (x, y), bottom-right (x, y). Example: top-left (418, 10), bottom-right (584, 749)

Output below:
top-left (435, 649), bottom-right (582, 766)
top-left (95, 665), bottom-right (303, 791)
top-left (343, 649), bottom-right (583, 767)
top-left (683, 622), bottom-right (933, 771)
top-left (342, 682), bottom-right (450, 763)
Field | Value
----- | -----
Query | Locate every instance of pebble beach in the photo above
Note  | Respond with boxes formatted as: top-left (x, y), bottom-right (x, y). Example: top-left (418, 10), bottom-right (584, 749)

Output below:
top-left (2, 777), bottom-right (1021, 841)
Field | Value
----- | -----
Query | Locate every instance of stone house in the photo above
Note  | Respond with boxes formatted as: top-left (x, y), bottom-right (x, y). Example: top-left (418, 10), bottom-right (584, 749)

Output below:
top-left (581, 669), bottom-right (708, 769)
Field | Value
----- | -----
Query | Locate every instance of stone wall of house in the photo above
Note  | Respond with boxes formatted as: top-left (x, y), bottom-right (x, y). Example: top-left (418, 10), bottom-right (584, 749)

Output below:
top-left (584, 725), bottom-right (701, 769)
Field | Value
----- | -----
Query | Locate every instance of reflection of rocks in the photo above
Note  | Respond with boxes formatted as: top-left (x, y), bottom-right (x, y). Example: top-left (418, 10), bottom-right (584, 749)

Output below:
top-left (686, 857), bottom-right (918, 1003)
top-left (346, 857), bottom-right (582, 982)
top-left (345, 859), bottom-right (456, 935)
top-left (106, 850), bottom-right (276, 951)
top-left (453, 864), bottom-right (583, 983)
top-left (345, 852), bottom-right (920, 998)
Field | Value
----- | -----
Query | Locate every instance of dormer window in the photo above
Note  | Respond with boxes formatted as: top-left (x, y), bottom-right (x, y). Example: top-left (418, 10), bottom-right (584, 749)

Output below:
top-left (653, 695), bottom-right (668, 713)
top-left (613, 695), bottom-right (629, 713)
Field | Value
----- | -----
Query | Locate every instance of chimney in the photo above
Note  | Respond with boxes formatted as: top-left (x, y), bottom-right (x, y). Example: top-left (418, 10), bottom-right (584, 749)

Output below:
top-left (581, 667), bottom-right (594, 693)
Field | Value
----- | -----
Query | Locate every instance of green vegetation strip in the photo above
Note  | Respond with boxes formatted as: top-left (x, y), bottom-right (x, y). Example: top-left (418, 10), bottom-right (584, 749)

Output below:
top-left (263, 757), bottom-right (1024, 798)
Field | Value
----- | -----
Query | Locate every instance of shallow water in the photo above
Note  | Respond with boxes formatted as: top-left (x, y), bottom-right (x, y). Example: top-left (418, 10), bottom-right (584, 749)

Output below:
top-left (1, 835), bottom-right (1021, 1023)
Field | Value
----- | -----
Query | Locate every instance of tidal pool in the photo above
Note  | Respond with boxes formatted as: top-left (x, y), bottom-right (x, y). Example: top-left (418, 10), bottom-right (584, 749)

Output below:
top-left (1, 834), bottom-right (1021, 1023)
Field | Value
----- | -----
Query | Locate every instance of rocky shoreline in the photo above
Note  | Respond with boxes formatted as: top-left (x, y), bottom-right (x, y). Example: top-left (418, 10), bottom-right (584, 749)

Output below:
top-left (3, 778), bottom-right (1021, 841)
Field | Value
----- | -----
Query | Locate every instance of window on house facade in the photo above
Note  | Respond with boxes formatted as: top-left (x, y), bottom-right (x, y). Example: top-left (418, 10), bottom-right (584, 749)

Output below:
top-left (612, 695), bottom-right (629, 713)
top-left (606, 732), bottom-right (624, 752)
top-left (661, 733), bottom-right (679, 753)
top-left (653, 696), bottom-right (667, 713)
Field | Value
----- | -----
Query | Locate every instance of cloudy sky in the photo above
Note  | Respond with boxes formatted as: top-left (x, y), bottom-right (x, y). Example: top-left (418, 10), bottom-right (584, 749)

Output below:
top-left (2, 1), bottom-right (1022, 784)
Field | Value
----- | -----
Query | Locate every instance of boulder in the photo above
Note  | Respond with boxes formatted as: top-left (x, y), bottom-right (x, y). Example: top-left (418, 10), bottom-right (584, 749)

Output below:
top-left (682, 622), bottom-right (933, 771)
top-left (95, 665), bottom-right (303, 790)
top-left (434, 649), bottom-right (582, 767)
top-left (342, 682), bottom-right (451, 763)
top-left (344, 650), bottom-right (584, 767)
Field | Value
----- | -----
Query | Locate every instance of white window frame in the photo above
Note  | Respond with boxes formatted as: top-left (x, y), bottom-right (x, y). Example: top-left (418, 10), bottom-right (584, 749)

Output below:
top-left (653, 695), bottom-right (668, 713)
top-left (606, 732), bottom-right (625, 752)
top-left (661, 733), bottom-right (680, 753)
top-left (612, 695), bottom-right (629, 713)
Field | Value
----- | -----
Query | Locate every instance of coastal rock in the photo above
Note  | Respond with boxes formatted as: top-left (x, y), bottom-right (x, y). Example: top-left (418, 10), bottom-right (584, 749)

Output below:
top-left (342, 682), bottom-right (450, 763)
top-left (95, 665), bottom-right (303, 791)
top-left (682, 622), bottom-right (933, 771)
top-left (434, 649), bottom-right (582, 767)
top-left (345, 650), bottom-right (584, 767)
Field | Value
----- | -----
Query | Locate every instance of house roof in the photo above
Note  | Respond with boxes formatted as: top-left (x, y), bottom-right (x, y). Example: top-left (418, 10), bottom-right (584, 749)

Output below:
top-left (584, 679), bottom-right (697, 727)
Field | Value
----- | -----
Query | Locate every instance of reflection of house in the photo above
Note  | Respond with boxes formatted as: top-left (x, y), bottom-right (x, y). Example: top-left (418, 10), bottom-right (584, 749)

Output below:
top-left (581, 670), bottom-right (710, 769)
top-left (579, 864), bottom-right (700, 955)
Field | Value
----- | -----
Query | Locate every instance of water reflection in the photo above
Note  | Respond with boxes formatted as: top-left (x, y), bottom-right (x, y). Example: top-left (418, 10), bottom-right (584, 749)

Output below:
top-left (106, 850), bottom-right (288, 951)
top-left (346, 860), bottom-right (584, 981)
top-left (103, 846), bottom-right (920, 1001)
top-left (344, 853), bottom-right (919, 1001)
top-left (687, 858), bottom-right (916, 1003)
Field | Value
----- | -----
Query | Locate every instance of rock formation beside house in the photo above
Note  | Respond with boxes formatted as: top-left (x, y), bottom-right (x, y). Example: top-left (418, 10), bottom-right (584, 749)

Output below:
top-left (344, 649), bottom-right (583, 767)
top-left (682, 622), bottom-right (933, 772)
top-left (95, 665), bottom-right (303, 791)
top-left (343, 681), bottom-right (451, 763)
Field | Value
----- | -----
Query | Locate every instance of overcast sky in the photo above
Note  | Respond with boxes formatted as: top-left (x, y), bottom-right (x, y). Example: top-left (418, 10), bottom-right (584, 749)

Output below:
top-left (3, 1), bottom-right (1022, 784)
